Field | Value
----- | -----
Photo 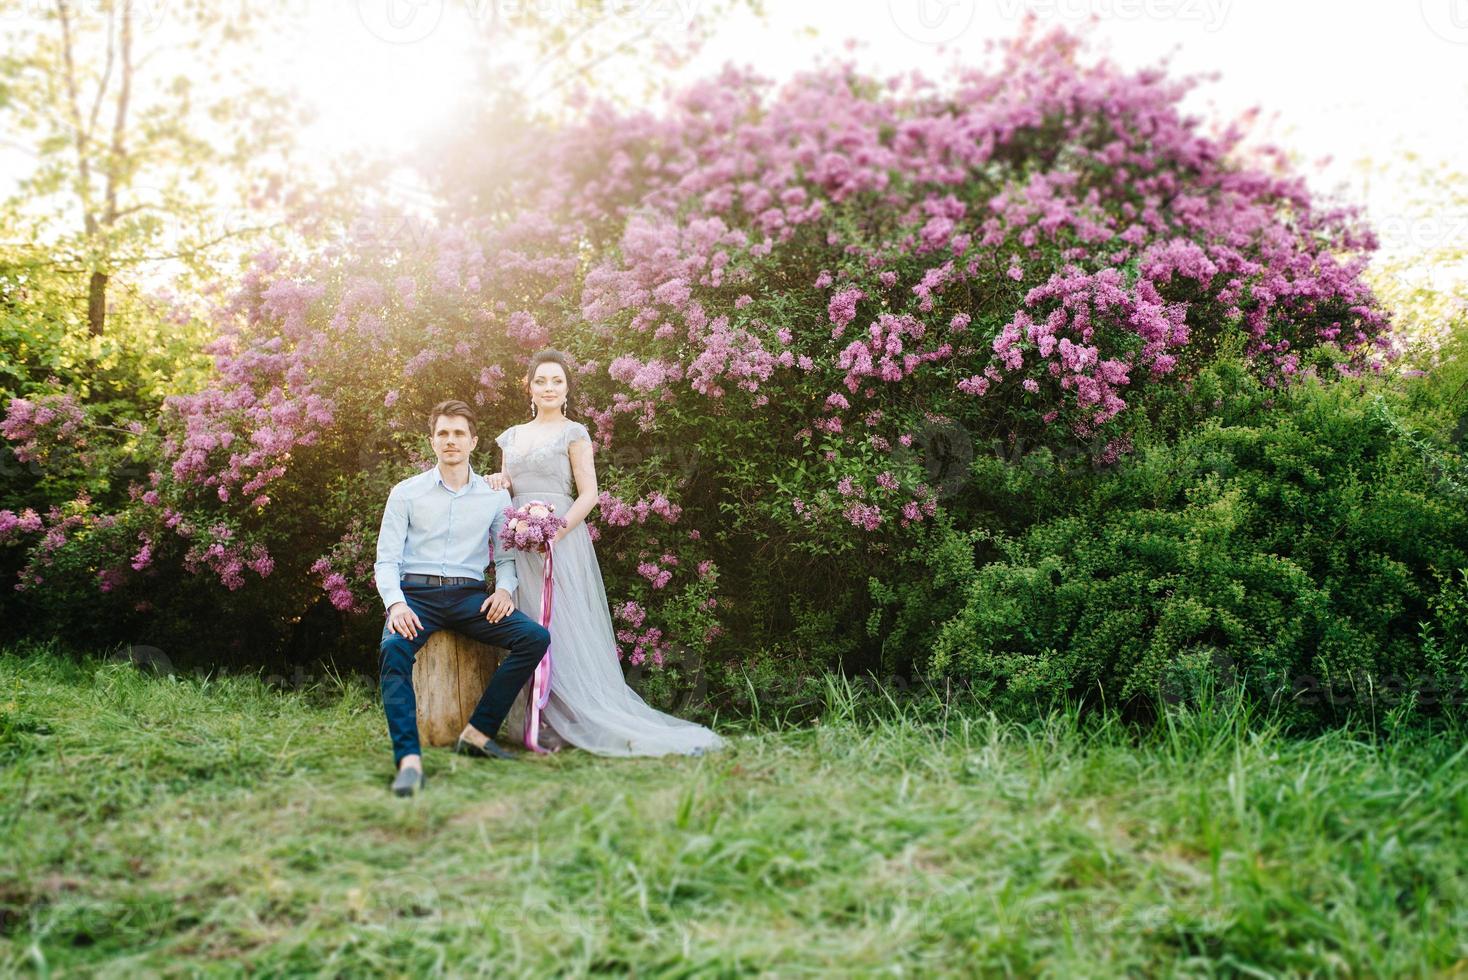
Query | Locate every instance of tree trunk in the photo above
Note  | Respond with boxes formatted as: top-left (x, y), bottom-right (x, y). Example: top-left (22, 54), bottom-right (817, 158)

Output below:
top-left (412, 631), bottom-right (506, 747)
top-left (86, 270), bottom-right (108, 336)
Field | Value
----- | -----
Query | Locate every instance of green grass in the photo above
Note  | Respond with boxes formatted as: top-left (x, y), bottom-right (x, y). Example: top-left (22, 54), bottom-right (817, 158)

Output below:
top-left (2, 642), bottom-right (1466, 977)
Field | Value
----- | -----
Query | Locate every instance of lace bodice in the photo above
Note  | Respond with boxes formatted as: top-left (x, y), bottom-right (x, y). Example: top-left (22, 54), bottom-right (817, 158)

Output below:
top-left (494, 420), bottom-right (591, 498)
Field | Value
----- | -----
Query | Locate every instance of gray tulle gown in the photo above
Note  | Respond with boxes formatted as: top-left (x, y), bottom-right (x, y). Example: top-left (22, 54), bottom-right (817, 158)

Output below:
top-left (494, 419), bottom-right (726, 757)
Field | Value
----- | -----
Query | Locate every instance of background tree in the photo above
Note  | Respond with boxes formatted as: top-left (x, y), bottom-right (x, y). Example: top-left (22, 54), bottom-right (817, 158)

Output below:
top-left (0, 0), bottom-right (313, 337)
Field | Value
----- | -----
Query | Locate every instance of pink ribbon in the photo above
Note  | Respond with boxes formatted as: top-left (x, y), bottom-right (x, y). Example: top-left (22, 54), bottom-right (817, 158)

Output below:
top-left (523, 538), bottom-right (556, 753)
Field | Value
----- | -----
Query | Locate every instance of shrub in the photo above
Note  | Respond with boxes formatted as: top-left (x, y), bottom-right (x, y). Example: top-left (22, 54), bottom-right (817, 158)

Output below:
top-left (2, 24), bottom-right (1396, 698)
top-left (925, 361), bottom-right (1468, 729)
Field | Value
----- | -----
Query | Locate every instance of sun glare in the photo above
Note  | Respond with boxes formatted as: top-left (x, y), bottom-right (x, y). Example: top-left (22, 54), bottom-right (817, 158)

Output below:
top-left (281, 4), bottom-right (480, 164)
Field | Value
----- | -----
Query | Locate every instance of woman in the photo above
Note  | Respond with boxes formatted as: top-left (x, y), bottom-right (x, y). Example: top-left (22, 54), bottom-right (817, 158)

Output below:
top-left (486, 349), bottom-right (725, 757)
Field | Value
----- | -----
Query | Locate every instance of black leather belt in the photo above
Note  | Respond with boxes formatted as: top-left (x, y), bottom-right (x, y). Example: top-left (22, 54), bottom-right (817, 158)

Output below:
top-left (402, 574), bottom-right (484, 587)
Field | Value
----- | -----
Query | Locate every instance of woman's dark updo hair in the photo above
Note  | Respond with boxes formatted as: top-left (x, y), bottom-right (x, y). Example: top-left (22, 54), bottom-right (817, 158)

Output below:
top-left (525, 349), bottom-right (578, 418)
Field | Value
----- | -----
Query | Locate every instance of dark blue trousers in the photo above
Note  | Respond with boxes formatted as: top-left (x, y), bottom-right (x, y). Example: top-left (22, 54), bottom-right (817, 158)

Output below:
top-left (379, 583), bottom-right (551, 766)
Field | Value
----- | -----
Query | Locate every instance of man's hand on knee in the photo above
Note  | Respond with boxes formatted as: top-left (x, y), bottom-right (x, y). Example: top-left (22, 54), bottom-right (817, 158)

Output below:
top-left (387, 601), bottom-right (424, 639)
top-left (480, 588), bottom-right (515, 623)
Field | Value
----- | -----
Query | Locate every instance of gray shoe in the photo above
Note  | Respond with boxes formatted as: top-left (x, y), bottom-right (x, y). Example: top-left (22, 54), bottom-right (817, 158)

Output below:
top-left (454, 736), bottom-right (516, 760)
top-left (392, 765), bottom-right (425, 797)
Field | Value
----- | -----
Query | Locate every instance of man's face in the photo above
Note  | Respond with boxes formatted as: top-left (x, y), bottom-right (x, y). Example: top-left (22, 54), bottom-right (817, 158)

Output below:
top-left (430, 415), bottom-right (478, 466)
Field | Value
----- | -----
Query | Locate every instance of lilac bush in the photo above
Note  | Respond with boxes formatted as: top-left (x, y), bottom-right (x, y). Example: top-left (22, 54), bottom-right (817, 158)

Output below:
top-left (1, 393), bottom-right (87, 466)
top-left (3, 24), bottom-right (1394, 687)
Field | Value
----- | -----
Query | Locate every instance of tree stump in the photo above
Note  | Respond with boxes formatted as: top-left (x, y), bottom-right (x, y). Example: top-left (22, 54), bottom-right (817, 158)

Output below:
top-left (412, 631), bottom-right (506, 747)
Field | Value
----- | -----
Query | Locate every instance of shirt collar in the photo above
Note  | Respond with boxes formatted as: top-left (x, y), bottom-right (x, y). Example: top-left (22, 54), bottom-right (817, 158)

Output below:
top-left (433, 462), bottom-right (482, 493)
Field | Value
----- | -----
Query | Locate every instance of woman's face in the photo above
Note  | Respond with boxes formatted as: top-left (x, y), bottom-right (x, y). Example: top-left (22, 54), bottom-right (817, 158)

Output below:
top-left (531, 361), bottom-right (568, 413)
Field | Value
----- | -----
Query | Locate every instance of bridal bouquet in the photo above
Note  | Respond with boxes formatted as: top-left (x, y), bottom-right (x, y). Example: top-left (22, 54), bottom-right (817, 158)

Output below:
top-left (499, 499), bottom-right (566, 755)
top-left (500, 501), bottom-right (567, 553)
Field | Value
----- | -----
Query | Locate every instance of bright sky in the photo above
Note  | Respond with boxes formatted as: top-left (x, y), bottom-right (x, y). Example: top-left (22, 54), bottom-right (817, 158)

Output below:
top-left (5, 0), bottom-right (1466, 269)
top-left (296, 0), bottom-right (1468, 264)
top-left (691, 0), bottom-right (1468, 266)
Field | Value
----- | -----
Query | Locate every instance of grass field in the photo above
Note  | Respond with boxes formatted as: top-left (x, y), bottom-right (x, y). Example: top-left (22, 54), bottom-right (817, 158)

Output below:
top-left (2, 642), bottom-right (1466, 977)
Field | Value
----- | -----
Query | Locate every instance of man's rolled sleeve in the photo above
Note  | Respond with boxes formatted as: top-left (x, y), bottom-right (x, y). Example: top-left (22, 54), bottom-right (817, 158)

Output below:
top-left (375, 488), bottom-right (410, 612)
top-left (488, 490), bottom-right (519, 597)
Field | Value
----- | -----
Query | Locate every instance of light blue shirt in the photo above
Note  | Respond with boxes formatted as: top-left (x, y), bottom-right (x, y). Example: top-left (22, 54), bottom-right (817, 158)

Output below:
top-left (374, 463), bottom-right (519, 611)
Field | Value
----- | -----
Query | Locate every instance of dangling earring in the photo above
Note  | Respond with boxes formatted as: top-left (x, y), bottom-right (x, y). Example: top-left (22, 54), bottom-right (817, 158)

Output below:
top-left (530, 400), bottom-right (537, 419)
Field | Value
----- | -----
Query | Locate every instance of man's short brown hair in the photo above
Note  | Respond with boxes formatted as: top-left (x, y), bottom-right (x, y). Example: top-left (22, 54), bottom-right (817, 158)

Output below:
top-left (428, 399), bottom-right (477, 437)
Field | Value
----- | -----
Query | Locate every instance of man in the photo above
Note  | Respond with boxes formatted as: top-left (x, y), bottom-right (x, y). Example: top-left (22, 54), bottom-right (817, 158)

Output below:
top-left (375, 399), bottom-right (550, 797)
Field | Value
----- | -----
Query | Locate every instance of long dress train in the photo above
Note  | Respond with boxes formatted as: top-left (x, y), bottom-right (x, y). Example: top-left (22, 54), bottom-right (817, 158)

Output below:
top-left (494, 419), bottom-right (726, 756)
